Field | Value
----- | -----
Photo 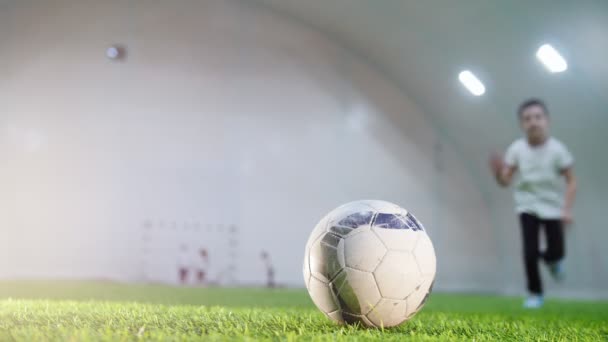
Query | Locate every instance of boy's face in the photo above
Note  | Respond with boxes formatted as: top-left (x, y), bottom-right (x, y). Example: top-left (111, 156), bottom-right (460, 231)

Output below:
top-left (520, 105), bottom-right (549, 140)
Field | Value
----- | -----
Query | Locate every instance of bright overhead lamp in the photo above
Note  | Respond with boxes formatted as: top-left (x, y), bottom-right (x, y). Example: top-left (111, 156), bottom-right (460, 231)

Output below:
top-left (536, 44), bottom-right (567, 73)
top-left (458, 70), bottom-right (485, 96)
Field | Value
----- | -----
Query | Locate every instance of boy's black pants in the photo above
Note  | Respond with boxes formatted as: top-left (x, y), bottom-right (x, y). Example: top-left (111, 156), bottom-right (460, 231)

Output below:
top-left (519, 212), bottom-right (565, 295)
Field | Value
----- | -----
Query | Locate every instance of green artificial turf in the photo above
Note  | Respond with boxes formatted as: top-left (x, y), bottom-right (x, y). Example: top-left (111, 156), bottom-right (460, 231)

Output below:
top-left (0, 281), bottom-right (606, 341)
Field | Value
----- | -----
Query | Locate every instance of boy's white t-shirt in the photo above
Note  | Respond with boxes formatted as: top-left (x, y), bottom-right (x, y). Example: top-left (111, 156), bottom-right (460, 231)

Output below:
top-left (504, 137), bottom-right (574, 219)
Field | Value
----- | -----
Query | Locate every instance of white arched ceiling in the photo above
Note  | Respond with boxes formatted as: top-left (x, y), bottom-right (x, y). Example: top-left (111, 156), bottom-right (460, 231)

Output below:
top-left (254, 0), bottom-right (608, 176)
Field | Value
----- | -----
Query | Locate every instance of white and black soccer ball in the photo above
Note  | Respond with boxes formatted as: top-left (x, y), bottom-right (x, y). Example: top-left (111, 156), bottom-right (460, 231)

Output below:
top-left (303, 200), bottom-right (436, 328)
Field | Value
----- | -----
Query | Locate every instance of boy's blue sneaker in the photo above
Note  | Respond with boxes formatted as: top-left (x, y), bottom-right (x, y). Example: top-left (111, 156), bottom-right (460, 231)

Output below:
top-left (548, 260), bottom-right (565, 282)
top-left (523, 294), bottom-right (544, 309)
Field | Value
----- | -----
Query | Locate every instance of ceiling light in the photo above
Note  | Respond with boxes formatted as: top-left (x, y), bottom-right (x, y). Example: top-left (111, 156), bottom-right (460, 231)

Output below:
top-left (536, 44), bottom-right (567, 73)
top-left (458, 70), bottom-right (485, 96)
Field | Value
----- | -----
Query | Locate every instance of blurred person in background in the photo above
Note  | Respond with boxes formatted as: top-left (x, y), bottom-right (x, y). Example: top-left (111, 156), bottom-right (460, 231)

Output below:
top-left (490, 98), bottom-right (577, 309)
top-left (177, 244), bottom-right (190, 285)
top-left (196, 248), bottom-right (209, 285)
top-left (261, 250), bottom-right (275, 288)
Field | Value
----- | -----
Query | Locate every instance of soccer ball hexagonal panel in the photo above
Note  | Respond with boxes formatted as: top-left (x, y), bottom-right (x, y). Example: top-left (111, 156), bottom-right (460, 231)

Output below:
top-left (309, 232), bottom-right (345, 283)
top-left (373, 228), bottom-right (420, 252)
top-left (413, 234), bottom-right (436, 276)
top-left (308, 275), bottom-right (339, 314)
top-left (406, 276), bottom-right (434, 317)
top-left (331, 267), bottom-right (382, 316)
top-left (373, 251), bottom-right (421, 300)
top-left (344, 230), bottom-right (387, 272)
top-left (367, 298), bottom-right (408, 328)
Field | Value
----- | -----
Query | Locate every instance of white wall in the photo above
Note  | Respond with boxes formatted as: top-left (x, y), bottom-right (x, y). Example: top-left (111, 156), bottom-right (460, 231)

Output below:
top-left (0, 0), bottom-right (496, 289)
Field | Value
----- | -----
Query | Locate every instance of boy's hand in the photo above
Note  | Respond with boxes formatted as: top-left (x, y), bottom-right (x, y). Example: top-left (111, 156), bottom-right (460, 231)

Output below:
top-left (489, 151), bottom-right (504, 176)
top-left (562, 209), bottom-right (573, 226)
top-left (489, 151), bottom-right (516, 187)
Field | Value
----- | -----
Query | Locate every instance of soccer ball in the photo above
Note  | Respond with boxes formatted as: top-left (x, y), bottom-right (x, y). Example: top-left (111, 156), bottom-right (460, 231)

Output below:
top-left (303, 200), bottom-right (436, 328)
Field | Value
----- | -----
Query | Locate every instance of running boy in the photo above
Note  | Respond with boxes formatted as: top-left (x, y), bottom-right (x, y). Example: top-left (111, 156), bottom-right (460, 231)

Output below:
top-left (490, 98), bottom-right (577, 308)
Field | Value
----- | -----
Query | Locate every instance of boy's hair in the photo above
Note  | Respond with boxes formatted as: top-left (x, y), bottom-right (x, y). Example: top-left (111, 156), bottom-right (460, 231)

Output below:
top-left (517, 98), bottom-right (549, 119)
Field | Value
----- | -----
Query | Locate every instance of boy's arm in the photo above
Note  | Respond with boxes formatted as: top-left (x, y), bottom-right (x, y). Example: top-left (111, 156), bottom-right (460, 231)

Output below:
top-left (496, 164), bottom-right (517, 187)
top-left (489, 152), bottom-right (517, 187)
top-left (561, 168), bottom-right (577, 224)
